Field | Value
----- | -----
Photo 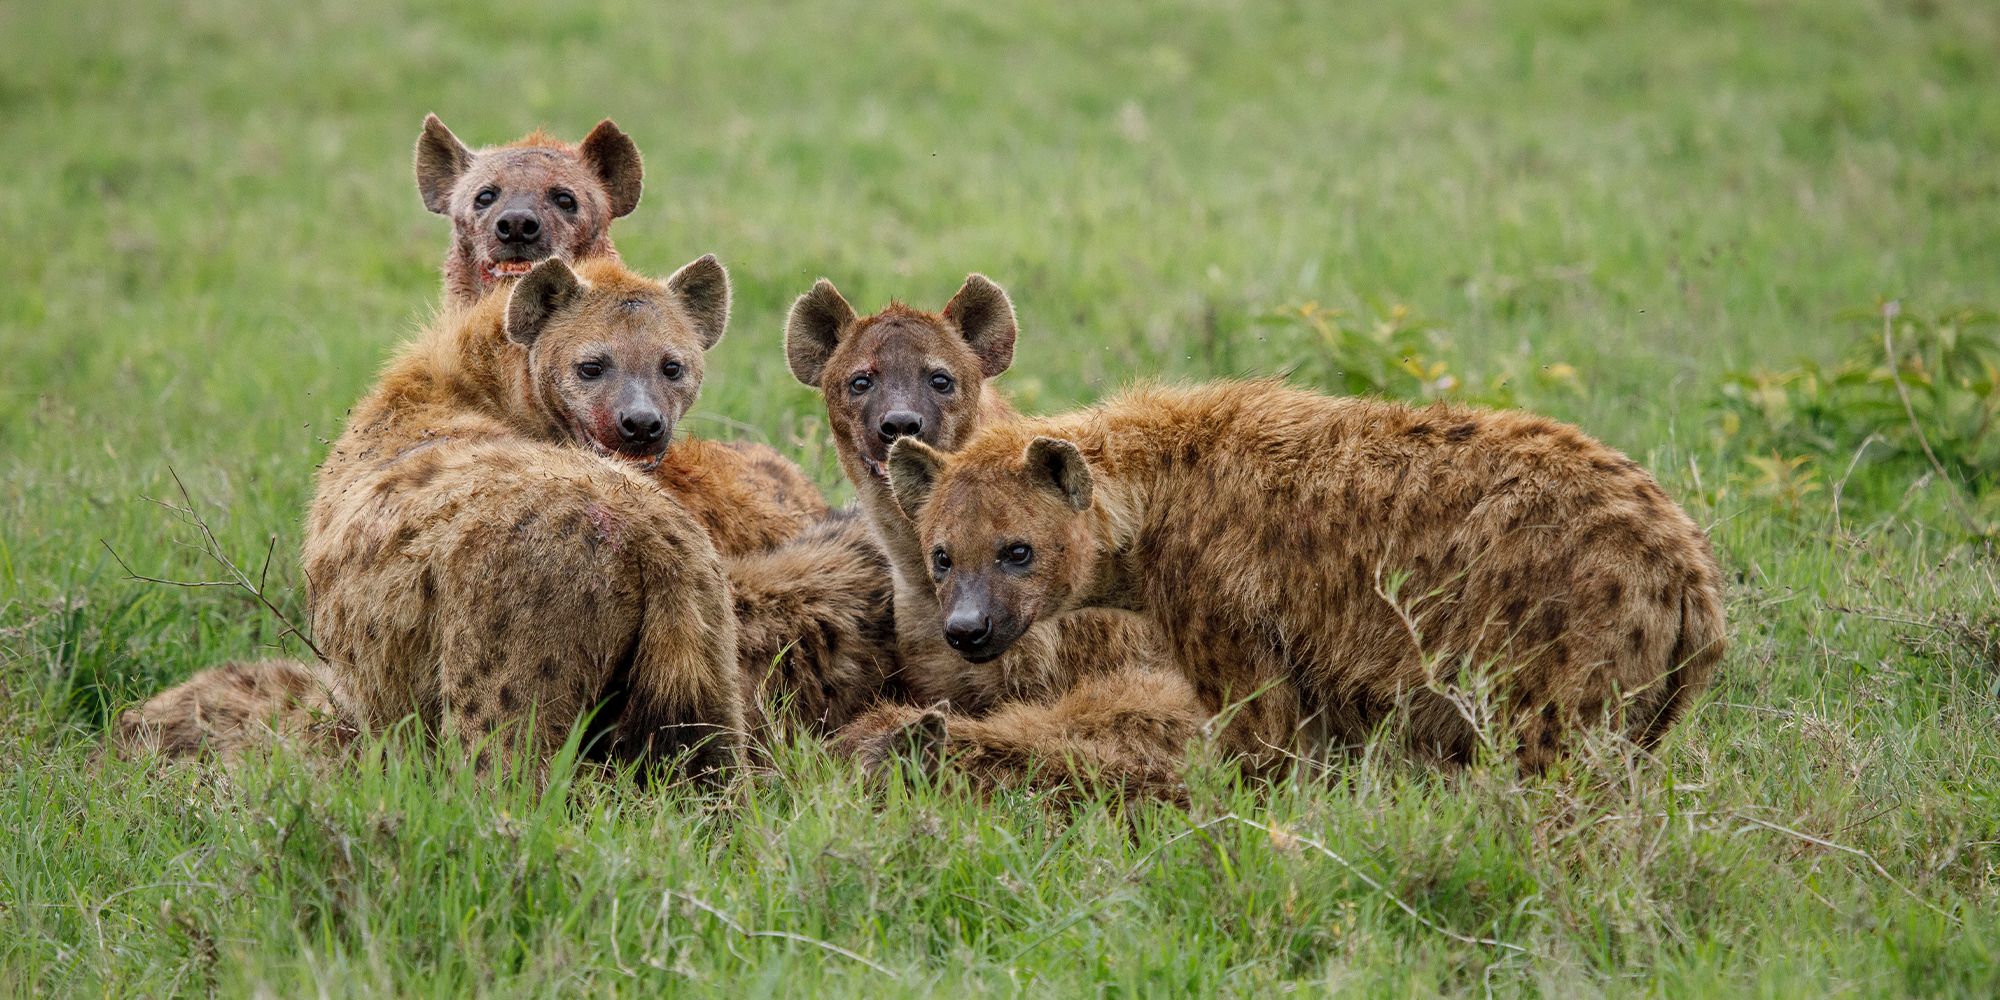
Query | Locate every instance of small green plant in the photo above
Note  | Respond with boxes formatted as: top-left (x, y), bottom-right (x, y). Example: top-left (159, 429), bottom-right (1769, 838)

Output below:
top-left (1717, 302), bottom-right (2000, 530)
top-left (1254, 300), bottom-right (1582, 409)
top-left (1742, 451), bottom-right (1824, 512)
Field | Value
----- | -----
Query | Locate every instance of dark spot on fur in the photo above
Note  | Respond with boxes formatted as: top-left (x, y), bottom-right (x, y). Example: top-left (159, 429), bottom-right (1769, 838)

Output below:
top-left (1602, 580), bottom-right (1624, 606)
top-left (1445, 422), bottom-right (1476, 442)
top-left (1628, 627), bottom-right (1646, 653)
top-left (539, 658), bottom-right (560, 681)
top-left (1535, 606), bottom-right (1567, 643)
top-left (498, 684), bottom-right (518, 713)
top-left (1261, 521), bottom-right (1288, 558)
top-left (1656, 582), bottom-right (1675, 607)
top-left (1407, 422), bottom-right (1435, 438)
top-left (1504, 597), bottom-right (1529, 622)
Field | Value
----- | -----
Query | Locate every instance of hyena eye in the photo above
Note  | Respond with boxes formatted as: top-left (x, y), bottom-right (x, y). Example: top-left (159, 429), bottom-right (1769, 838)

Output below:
top-left (931, 548), bottom-right (952, 574)
top-left (551, 189), bottom-right (577, 212)
top-left (662, 359), bottom-right (684, 380)
top-left (929, 371), bottom-right (955, 393)
top-left (576, 360), bottom-right (606, 380)
top-left (849, 374), bottom-right (873, 395)
top-left (474, 188), bottom-right (498, 209)
top-left (1001, 543), bottom-right (1034, 567)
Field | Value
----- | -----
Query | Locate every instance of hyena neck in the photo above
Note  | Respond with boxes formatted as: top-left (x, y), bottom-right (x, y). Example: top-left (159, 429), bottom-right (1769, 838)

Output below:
top-left (375, 296), bottom-right (551, 444)
top-left (1073, 477), bottom-right (1148, 613)
top-left (848, 454), bottom-right (932, 590)
top-left (441, 241), bottom-right (483, 309)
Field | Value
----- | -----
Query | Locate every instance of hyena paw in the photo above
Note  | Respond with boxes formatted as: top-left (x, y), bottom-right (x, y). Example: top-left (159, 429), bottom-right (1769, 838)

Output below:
top-left (837, 703), bottom-right (951, 780)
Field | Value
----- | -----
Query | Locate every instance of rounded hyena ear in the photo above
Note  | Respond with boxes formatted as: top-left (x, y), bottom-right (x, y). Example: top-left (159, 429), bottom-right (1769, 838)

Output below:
top-left (1024, 436), bottom-right (1092, 512)
top-left (415, 113), bottom-right (474, 215)
top-left (578, 119), bottom-right (643, 219)
top-left (667, 254), bottom-right (730, 350)
top-left (942, 273), bottom-right (1017, 379)
top-left (506, 259), bottom-right (582, 347)
top-left (887, 437), bottom-right (946, 520)
top-left (784, 279), bottom-right (858, 387)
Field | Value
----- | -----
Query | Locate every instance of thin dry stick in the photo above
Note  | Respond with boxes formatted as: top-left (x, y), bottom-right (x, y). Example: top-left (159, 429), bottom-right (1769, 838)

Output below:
top-left (1880, 302), bottom-right (1982, 535)
top-left (1732, 812), bottom-right (1960, 926)
top-left (101, 467), bottom-right (326, 664)
top-left (663, 888), bottom-right (898, 978)
top-left (1127, 813), bottom-right (1529, 956)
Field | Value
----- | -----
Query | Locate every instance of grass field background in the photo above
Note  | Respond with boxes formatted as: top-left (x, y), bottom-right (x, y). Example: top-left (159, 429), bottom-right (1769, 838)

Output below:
top-left (3, 0), bottom-right (1998, 994)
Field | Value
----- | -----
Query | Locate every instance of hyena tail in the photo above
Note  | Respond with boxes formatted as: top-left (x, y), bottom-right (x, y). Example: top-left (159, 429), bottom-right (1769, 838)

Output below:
top-left (111, 658), bottom-right (351, 763)
top-left (606, 554), bottom-right (747, 787)
top-left (1638, 584), bottom-right (1727, 748)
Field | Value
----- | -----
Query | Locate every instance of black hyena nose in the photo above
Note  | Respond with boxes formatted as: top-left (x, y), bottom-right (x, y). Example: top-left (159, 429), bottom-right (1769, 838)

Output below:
top-left (494, 209), bottom-right (542, 244)
top-left (944, 612), bottom-right (991, 652)
top-left (618, 409), bottom-right (664, 444)
top-left (879, 410), bottom-right (925, 443)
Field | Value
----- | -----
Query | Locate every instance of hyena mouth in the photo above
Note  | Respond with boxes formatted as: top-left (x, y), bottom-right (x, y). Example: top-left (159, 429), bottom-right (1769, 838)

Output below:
top-left (859, 450), bottom-right (889, 480)
top-left (574, 423), bottom-right (668, 472)
top-left (479, 257), bottom-right (546, 284)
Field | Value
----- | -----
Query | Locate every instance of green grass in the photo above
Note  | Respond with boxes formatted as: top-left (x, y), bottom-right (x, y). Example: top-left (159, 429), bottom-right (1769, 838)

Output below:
top-left (4, 0), bottom-right (1999, 993)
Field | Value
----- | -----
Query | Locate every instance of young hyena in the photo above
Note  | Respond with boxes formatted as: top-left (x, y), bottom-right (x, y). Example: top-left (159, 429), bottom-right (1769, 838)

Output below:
top-left (784, 277), bottom-right (1205, 798)
top-left (888, 380), bottom-right (1727, 772)
top-left (300, 255), bottom-right (744, 779)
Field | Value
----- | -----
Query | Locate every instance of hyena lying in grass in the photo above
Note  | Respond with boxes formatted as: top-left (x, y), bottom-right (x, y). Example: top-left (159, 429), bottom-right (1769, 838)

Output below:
top-left (300, 255), bottom-right (745, 777)
top-left (888, 380), bottom-right (1726, 772)
top-left (784, 276), bottom-right (1206, 800)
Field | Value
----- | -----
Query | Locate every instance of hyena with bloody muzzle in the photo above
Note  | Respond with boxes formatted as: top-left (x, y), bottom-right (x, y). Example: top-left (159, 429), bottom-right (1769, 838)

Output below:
top-left (297, 255), bottom-right (744, 778)
top-left (784, 276), bottom-right (1205, 801)
top-left (415, 114), bottom-right (639, 305)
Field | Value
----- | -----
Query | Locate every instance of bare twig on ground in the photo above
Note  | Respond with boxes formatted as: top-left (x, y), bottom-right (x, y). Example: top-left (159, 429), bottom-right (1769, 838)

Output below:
top-left (100, 467), bottom-right (326, 664)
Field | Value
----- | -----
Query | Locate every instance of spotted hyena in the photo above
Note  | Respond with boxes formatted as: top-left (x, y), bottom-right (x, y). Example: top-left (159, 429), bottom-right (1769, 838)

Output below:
top-left (888, 380), bottom-right (1727, 772)
top-left (301, 255), bottom-right (743, 778)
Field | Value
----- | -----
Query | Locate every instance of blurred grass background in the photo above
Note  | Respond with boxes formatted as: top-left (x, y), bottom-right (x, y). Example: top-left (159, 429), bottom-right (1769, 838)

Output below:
top-left (2, 0), bottom-right (1997, 994)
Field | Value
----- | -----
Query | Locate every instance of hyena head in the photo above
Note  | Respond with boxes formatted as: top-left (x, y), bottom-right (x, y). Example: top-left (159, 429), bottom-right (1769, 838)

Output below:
top-left (886, 435), bottom-right (1099, 662)
top-left (505, 255), bottom-right (729, 466)
top-left (416, 114), bottom-right (643, 301)
top-left (783, 275), bottom-right (1016, 483)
